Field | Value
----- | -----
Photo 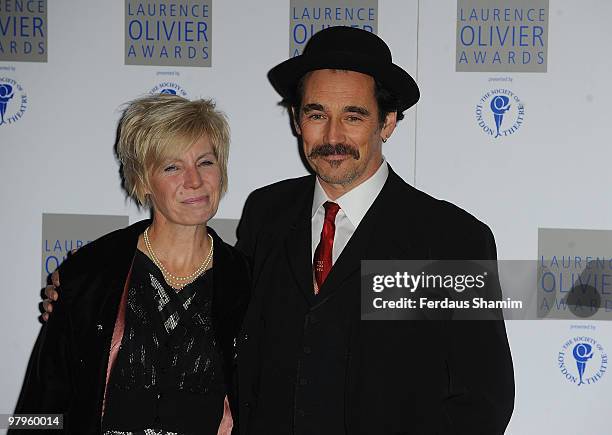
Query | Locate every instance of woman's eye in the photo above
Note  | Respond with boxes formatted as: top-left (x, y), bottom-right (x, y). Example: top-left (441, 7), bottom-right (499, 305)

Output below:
top-left (163, 165), bottom-right (178, 172)
top-left (199, 160), bottom-right (214, 166)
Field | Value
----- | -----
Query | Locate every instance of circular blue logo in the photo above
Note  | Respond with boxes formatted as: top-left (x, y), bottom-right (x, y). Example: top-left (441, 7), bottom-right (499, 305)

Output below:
top-left (558, 336), bottom-right (607, 386)
top-left (475, 89), bottom-right (524, 138)
top-left (150, 82), bottom-right (188, 97)
top-left (0, 77), bottom-right (27, 127)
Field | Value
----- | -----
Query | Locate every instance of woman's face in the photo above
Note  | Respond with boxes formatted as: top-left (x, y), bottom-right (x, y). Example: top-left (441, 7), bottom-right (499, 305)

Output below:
top-left (147, 135), bottom-right (222, 227)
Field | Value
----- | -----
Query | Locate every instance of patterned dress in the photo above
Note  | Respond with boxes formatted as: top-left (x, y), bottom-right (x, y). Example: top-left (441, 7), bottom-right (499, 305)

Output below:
top-left (102, 251), bottom-right (225, 434)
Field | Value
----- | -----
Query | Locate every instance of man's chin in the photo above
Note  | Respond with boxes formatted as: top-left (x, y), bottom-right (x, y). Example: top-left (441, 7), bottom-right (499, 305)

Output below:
top-left (316, 170), bottom-right (360, 187)
top-left (308, 158), bottom-right (361, 184)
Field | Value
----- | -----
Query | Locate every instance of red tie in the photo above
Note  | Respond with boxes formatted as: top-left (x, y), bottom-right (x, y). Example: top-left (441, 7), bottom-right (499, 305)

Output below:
top-left (313, 201), bottom-right (341, 294)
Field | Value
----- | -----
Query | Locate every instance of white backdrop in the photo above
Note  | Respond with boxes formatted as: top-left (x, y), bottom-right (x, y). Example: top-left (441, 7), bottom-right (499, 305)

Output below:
top-left (1, 1), bottom-right (610, 433)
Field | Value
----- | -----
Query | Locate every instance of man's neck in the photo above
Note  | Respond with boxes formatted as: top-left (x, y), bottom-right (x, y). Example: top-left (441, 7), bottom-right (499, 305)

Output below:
top-left (318, 159), bottom-right (384, 200)
top-left (318, 181), bottom-right (352, 201)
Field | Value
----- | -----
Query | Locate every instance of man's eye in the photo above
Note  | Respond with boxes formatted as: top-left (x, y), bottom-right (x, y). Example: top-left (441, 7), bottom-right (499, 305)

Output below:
top-left (309, 113), bottom-right (325, 120)
top-left (347, 115), bottom-right (362, 122)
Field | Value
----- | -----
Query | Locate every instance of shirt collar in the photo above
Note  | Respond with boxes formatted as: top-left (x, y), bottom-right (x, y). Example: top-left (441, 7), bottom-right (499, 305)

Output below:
top-left (311, 158), bottom-right (389, 228)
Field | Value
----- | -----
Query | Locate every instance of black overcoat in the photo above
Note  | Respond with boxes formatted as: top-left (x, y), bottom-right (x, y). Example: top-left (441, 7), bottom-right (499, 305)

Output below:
top-left (13, 220), bottom-right (250, 434)
top-left (235, 166), bottom-right (515, 435)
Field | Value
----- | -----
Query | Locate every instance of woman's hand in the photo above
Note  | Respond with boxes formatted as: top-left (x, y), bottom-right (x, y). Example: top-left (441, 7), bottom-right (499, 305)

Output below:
top-left (216, 395), bottom-right (233, 435)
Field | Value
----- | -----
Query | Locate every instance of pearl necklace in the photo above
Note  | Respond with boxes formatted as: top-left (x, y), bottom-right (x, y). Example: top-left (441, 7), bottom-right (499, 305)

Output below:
top-left (143, 227), bottom-right (213, 289)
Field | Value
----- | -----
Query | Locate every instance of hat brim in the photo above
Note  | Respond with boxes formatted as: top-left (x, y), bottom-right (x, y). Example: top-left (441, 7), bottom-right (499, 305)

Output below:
top-left (268, 50), bottom-right (420, 112)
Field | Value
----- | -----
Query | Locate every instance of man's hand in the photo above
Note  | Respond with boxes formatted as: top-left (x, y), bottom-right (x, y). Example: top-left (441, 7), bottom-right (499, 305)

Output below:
top-left (41, 270), bottom-right (60, 322)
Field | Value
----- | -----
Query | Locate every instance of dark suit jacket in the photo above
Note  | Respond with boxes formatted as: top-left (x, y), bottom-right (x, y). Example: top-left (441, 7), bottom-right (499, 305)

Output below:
top-left (13, 220), bottom-right (250, 434)
top-left (235, 166), bottom-right (514, 435)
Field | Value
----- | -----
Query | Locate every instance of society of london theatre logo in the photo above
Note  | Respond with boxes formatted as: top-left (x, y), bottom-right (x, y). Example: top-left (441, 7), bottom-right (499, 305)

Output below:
top-left (149, 82), bottom-right (188, 97)
top-left (475, 88), bottom-right (524, 138)
top-left (558, 336), bottom-right (607, 387)
top-left (0, 77), bottom-right (27, 126)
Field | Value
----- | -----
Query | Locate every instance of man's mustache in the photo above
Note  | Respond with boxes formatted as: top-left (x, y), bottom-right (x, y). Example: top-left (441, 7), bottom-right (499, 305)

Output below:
top-left (307, 143), bottom-right (360, 160)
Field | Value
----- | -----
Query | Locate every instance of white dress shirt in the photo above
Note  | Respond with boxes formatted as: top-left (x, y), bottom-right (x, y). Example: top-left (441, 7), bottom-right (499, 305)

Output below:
top-left (311, 159), bottom-right (389, 264)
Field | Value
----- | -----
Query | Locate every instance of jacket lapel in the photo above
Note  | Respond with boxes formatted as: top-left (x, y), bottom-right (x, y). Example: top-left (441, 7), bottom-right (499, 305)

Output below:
top-left (282, 168), bottom-right (427, 302)
top-left (96, 220), bottom-right (150, 330)
top-left (318, 167), bottom-right (420, 298)
top-left (284, 179), bottom-right (317, 301)
top-left (316, 217), bottom-right (370, 298)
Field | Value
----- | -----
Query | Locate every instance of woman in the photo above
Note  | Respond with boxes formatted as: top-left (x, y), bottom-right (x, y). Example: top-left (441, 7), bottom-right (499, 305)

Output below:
top-left (14, 94), bottom-right (249, 434)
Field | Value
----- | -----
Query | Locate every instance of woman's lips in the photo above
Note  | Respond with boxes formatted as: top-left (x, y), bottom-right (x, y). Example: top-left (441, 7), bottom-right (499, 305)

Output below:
top-left (183, 195), bottom-right (207, 204)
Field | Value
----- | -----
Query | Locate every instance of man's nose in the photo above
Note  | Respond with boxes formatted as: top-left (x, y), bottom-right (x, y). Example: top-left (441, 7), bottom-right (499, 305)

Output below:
top-left (325, 118), bottom-right (345, 145)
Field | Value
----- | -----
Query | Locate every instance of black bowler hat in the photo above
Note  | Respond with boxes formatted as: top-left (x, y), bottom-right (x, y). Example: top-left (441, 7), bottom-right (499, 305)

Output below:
top-left (268, 26), bottom-right (420, 112)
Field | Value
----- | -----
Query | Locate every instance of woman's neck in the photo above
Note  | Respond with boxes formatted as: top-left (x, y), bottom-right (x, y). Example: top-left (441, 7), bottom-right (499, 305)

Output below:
top-left (138, 218), bottom-right (212, 277)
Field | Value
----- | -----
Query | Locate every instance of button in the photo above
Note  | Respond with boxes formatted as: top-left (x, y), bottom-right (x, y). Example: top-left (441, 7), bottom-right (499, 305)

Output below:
top-left (296, 409), bottom-right (305, 417)
top-left (309, 315), bottom-right (319, 324)
top-left (157, 393), bottom-right (162, 399)
top-left (299, 378), bottom-right (308, 386)
top-left (303, 346), bottom-right (311, 354)
top-left (244, 401), bottom-right (251, 408)
top-left (243, 333), bottom-right (249, 342)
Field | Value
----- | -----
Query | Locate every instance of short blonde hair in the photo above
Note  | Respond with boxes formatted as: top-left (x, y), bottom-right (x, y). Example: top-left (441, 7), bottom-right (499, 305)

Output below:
top-left (116, 94), bottom-right (230, 206)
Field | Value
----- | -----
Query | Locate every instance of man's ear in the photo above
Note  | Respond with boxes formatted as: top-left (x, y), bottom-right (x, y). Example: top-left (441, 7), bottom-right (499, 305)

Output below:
top-left (291, 107), bottom-right (302, 135)
top-left (381, 111), bottom-right (397, 142)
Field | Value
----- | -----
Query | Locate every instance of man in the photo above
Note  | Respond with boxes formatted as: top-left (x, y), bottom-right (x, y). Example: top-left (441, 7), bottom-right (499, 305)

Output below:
top-left (41, 27), bottom-right (514, 434)
top-left (234, 27), bottom-right (514, 435)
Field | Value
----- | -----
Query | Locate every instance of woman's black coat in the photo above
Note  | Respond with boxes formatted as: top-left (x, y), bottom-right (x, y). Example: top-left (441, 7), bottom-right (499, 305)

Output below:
top-left (13, 220), bottom-right (250, 434)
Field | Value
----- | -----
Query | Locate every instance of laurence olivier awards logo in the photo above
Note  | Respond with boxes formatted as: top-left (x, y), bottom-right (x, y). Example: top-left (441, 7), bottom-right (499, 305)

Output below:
top-left (456, 0), bottom-right (549, 72)
top-left (475, 89), bottom-right (524, 138)
top-left (0, 0), bottom-right (47, 62)
top-left (289, 0), bottom-right (378, 57)
top-left (41, 214), bottom-right (129, 285)
top-left (150, 81), bottom-right (188, 96)
top-left (536, 228), bottom-right (612, 321)
top-left (125, 0), bottom-right (212, 67)
top-left (558, 336), bottom-right (608, 387)
top-left (0, 77), bottom-right (27, 126)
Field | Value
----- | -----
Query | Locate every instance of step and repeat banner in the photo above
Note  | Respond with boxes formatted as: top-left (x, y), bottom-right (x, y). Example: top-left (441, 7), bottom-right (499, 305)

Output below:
top-left (1, 1), bottom-right (610, 433)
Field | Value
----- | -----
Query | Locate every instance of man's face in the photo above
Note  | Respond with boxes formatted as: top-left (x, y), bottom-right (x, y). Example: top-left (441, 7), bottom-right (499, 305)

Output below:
top-left (294, 69), bottom-right (396, 196)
